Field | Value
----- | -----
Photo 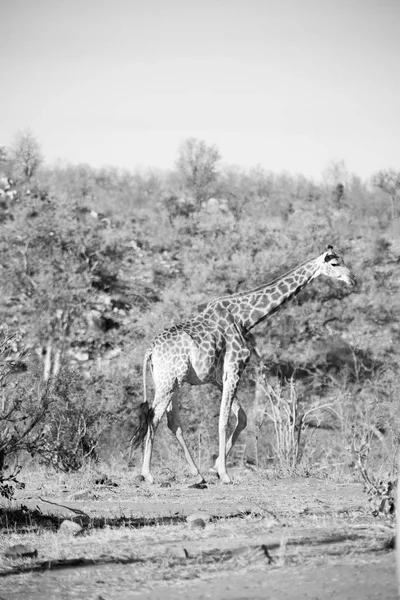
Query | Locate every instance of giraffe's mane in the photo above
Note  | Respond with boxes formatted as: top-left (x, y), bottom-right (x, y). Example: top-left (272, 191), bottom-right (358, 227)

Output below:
top-left (208, 254), bottom-right (320, 305)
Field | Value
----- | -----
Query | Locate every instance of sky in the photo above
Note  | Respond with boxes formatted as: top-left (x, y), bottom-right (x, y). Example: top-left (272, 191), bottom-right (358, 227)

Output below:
top-left (1, 0), bottom-right (399, 180)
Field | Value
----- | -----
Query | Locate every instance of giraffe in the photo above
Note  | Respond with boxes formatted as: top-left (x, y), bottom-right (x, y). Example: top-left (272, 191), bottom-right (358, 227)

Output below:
top-left (130, 245), bottom-right (356, 484)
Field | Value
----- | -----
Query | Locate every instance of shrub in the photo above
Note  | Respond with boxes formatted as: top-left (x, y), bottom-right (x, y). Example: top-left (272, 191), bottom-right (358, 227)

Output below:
top-left (0, 329), bottom-right (48, 497)
top-left (36, 367), bottom-right (117, 472)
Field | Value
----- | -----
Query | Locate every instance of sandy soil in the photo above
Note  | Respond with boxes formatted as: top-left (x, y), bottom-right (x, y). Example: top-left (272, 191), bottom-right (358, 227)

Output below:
top-left (0, 469), bottom-right (397, 599)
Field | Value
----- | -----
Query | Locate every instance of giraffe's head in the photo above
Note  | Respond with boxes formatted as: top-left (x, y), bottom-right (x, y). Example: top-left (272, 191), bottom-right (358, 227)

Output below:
top-left (314, 245), bottom-right (356, 286)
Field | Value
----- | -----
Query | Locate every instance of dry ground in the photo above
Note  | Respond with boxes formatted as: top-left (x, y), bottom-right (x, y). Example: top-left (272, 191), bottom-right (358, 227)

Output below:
top-left (0, 466), bottom-right (397, 599)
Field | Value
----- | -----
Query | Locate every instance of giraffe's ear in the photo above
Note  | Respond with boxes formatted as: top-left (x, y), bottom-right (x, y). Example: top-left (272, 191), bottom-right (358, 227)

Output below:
top-left (324, 246), bottom-right (338, 262)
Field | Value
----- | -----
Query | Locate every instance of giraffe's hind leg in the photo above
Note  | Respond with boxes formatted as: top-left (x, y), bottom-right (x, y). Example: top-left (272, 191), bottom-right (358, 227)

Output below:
top-left (141, 389), bottom-right (174, 484)
top-left (166, 395), bottom-right (205, 483)
top-left (211, 397), bottom-right (247, 474)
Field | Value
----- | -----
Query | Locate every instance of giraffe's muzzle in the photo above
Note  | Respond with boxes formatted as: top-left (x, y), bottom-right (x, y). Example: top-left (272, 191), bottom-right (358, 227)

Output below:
top-left (347, 272), bottom-right (357, 286)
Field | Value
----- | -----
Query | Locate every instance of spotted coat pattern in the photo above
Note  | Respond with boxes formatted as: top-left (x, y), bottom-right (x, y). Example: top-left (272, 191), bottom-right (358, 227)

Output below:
top-left (135, 247), bottom-right (356, 484)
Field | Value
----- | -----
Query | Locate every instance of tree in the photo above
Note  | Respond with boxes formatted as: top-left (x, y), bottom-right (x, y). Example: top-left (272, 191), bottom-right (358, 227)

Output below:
top-left (372, 169), bottom-right (400, 220)
top-left (322, 159), bottom-right (348, 208)
top-left (0, 146), bottom-right (7, 166)
top-left (10, 129), bottom-right (43, 182)
top-left (176, 138), bottom-right (221, 207)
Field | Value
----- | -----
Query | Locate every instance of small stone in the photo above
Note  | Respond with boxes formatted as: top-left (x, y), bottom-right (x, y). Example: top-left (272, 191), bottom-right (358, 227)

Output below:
top-left (4, 544), bottom-right (38, 559)
top-left (58, 520), bottom-right (83, 535)
top-left (187, 511), bottom-right (211, 523)
top-left (186, 513), bottom-right (207, 529)
top-left (167, 546), bottom-right (189, 559)
top-left (95, 474), bottom-right (118, 486)
top-left (67, 488), bottom-right (93, 500)
top-left (188, 518), bottom-right (206, 529)
top-left (95, 473), bottom-right (109, 485)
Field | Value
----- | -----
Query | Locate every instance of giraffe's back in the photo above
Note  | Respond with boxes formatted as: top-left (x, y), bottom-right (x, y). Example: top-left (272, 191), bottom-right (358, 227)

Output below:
top-left (149, 318), bottom-right (225, 389)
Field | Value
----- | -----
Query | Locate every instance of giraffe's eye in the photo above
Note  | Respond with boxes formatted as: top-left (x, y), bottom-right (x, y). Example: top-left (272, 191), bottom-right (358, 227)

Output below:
top-left (331, 262), bottom-right (339, 267)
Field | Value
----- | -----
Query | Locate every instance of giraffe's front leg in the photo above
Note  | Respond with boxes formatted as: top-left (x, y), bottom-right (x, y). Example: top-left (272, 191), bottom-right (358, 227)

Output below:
top-left (213, 340), bottom-right (250, 481)
top-left (217, 371), bottom-right (242, 484)
top-left (210, 397), bottom-right (247, 476)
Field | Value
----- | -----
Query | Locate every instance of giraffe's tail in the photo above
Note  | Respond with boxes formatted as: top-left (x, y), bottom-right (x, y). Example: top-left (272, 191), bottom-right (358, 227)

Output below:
top-left (130, 349), bottom-right (154, 451)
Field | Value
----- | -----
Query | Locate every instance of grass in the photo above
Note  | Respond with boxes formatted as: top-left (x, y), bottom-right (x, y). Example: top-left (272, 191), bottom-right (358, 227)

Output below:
top-left (0, 460), bottom-right (395, 599)
top-left (0, 505), bottom-right (388, 568)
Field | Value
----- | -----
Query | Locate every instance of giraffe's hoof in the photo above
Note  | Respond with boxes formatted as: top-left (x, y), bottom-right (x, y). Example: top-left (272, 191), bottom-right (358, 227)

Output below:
top-left (188, 475), bottom-right (207, 489)
top-left (141, 474), bottom-right (155, 484)
top-left (188, 482), bottom-right (208, 489)
top-left (208, 467), bottom-right (219, 478)
top-left (219, 473), bottom-right (232, 484)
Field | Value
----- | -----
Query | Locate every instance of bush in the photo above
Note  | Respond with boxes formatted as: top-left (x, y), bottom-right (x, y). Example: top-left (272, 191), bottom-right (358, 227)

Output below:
top-left (0, 328), bottom-right (119, 482)
top-left (0, 330), bottom-right (48, 497)
top-left (36, 367), bottom-right (117, 472)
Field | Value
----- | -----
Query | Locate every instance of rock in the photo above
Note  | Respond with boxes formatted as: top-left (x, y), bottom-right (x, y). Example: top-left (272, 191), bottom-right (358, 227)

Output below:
top-left (186, 511), bottom-right (211, 523)
top-left (187, 518), bottom-right (206, 529)
top-left (67, 349), bottom-right (90, 362)
top-left (103, 347), bottom-right (122, 361)
top-left (167, 546), bottom-right (189, 559)
top-left (58, 520), bottom-right (83, 535)
top-left (74, 351), bottom-right (90, 362)
top-left (4, 544), bottom-right (38, 559)
top-left (95, 474), bottom-right (118, 486)
top-left (186, 512), bottom-right (210, 529)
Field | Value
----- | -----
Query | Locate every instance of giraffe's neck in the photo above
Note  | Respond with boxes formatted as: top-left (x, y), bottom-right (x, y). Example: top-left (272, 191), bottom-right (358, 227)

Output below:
top-left (210, 256), bottom-right (320, 332)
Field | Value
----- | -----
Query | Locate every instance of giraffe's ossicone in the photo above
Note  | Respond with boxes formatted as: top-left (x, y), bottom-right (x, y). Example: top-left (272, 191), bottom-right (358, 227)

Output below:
top-left (130, 245), bottom-right (356, 484)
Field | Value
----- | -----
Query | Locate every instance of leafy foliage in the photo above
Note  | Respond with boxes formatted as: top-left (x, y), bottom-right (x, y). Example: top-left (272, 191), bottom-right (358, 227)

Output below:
top-left (36, 367), bottom-right (116, 472)
top-left (0, 328), bottom-right (47, 496)
top-left (0, 465), bottom-right (25, 500)
top-left (372, 168), bottom-right (400, 220)
top-left (176, 137), bottom-right (221, 207)
top-left (1, 133), bottom-right (400, 478)
top-left (8, 129), bottom-right (43, 182)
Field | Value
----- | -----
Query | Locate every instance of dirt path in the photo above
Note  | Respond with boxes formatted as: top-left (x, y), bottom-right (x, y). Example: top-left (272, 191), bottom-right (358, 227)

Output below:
top-left (0, 472), bottom-right (397, 599)
top-left (131, 555), bottom-right (397, 600)
top-left (0, 553), bottom-right (396, 600)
